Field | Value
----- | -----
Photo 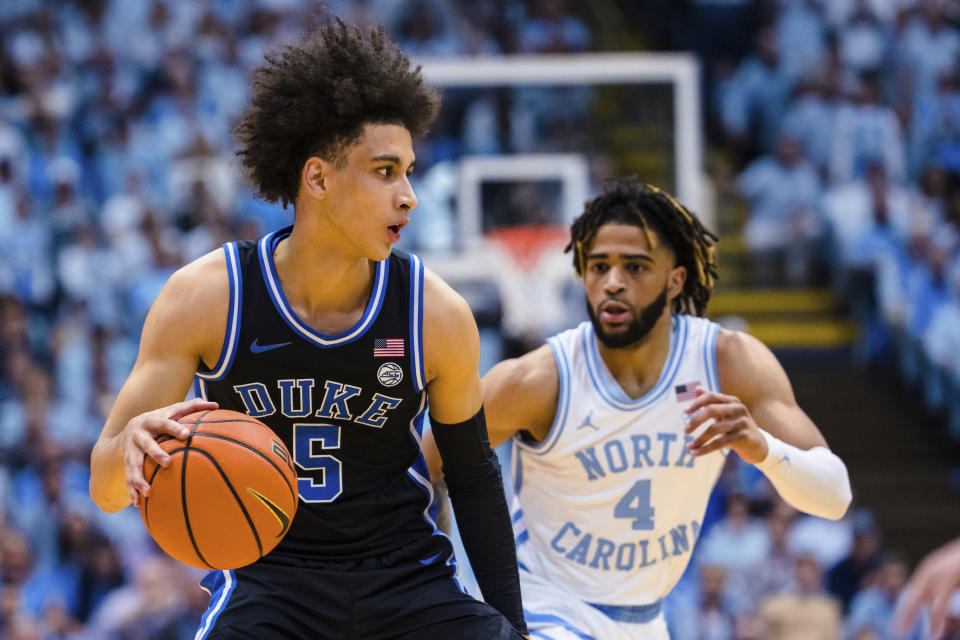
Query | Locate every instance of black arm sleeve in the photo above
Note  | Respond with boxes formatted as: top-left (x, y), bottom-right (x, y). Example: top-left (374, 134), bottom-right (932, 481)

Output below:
top-left (430, 408), bottom-right (527, 636)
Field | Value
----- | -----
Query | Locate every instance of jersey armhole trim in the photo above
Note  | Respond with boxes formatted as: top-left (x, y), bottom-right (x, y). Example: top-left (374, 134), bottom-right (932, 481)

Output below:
top-left (194, 377), bottom-right (207, 400)
top-left (404, 395), bottom-right (439, 528)
top-left (512, 438), bottom-right (524, 494)
top-left (515, 337), bottom-right (569, 456)
top-left (704, 321), bottom-right (720, 392)
top-left (409, 253), bottom-right (426, 393)
top-left (702, 320), bottom-right (728, 458)
top-left (196, 242), bottom-right (242, 381)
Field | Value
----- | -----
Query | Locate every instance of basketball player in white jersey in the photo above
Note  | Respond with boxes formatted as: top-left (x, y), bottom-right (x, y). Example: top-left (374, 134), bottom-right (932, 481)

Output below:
top-left (425, 179), bottom-right (852, 639)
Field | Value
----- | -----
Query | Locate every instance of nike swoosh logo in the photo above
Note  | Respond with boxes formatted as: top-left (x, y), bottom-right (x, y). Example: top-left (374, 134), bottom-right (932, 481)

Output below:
top-left (419, 552), bottom-right (442, 565)
top-left (251, 339), bottom-right (291, 353)
top-left (247, 488), bottom-right (291, 538)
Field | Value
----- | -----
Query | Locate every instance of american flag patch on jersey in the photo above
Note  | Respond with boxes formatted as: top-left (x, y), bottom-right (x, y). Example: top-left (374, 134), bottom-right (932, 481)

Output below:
top-left (675, 381), bottom-right (702, 401)
top-left (374, 338), bottom-right (404, 357)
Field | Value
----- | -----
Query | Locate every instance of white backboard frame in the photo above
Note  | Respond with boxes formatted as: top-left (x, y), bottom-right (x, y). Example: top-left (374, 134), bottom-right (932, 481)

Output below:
top-left (418, 52), bottom-right (704, 216)
top-left (457, 153), bottom-right (589, 250)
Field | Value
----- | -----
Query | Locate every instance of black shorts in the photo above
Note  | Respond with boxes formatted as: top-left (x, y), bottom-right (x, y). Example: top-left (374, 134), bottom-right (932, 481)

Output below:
top-left (194, 534), bottom-right (523, 640)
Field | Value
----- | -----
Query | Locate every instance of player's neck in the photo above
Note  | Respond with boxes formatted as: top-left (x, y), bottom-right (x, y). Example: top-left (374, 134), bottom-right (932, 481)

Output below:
top-left (272, 221), bottom-right (375, 332)
top-left (595, 314), bottom-right (673, 400)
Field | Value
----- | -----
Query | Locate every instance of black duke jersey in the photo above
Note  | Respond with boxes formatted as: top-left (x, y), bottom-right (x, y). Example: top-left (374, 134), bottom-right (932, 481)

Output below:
top-left (194, 225), bottom-right (439, 562)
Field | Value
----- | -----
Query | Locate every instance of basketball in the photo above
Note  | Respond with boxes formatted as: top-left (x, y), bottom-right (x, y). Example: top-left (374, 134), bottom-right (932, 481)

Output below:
top-left (140, 409), bottom-right (298, 570)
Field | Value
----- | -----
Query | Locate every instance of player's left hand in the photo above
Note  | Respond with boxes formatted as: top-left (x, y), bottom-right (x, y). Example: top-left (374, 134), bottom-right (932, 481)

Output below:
top-left (893, 537), bottom-right (960, 639)
top-left (683, 388), bottom-right (768, 463)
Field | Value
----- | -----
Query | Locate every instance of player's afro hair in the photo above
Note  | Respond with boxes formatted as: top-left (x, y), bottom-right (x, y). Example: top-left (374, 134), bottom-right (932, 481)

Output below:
top-left (235, 19), bottom-right (441, 206)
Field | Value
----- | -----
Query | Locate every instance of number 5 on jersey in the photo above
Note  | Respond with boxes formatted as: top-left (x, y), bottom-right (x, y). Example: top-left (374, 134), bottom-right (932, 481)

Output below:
top-left (293, 423), bottom-right (342, 502)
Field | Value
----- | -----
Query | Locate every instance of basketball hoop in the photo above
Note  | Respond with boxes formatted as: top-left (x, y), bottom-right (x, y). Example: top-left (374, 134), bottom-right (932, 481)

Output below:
top-left (484, 225), bottom-right (570, 270)
top-left (483, 224), bottom-right (574, 340)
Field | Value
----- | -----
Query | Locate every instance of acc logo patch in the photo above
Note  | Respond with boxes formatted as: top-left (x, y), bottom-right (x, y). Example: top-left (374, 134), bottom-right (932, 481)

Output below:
top-left (377, 362), bottom-right (403, 387)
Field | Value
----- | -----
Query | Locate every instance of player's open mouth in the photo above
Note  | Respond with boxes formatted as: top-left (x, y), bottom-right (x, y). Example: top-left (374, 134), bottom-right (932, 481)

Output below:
top-left (387, 222), bottom-right (407, 242)
top-left (599, 300), bottom-right (631, 324)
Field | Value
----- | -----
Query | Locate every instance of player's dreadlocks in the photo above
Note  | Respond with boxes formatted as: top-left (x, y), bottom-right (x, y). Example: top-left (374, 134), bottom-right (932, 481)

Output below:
top-left (566, 178), bottom-right (718, 317)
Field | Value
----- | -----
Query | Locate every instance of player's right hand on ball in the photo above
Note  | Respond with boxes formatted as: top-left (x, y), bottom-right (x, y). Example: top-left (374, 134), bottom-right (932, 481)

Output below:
top-left (122, 398), bottom-right (218, 506)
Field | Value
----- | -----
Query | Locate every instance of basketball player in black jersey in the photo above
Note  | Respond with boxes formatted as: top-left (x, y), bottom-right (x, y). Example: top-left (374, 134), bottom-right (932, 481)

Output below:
top-left (89, 20), bottom-right (528, 640)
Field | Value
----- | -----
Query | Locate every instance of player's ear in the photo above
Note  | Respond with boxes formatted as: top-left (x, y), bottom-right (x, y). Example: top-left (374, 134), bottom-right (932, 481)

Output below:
top-left (301, 157), bottom-right (327, 200)
top-left (668, 264), bottom-right (687, 301)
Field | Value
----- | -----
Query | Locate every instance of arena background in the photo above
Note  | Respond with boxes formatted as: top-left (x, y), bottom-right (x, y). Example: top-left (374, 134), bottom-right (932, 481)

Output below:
top-left (0, 0), bottom-right (959, 638)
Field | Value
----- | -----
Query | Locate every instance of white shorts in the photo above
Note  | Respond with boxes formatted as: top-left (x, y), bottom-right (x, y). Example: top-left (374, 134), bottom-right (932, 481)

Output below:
top-left (519, 566), bottom-right (670, 640)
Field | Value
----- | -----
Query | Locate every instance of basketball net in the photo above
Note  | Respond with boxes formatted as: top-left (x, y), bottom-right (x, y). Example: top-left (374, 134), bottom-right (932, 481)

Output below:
top-left (483, 224), bottom-right (574, 340)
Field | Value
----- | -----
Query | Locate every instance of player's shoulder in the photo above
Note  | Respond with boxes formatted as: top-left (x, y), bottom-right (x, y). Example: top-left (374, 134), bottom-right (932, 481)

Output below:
top-left (422, 267), bottom-right (470, 315)
top-left (163, 246), bottom-right (228, 299)
top-left (714, 325), bottom-right (786, 394)
top-left (421, 267), bottom-right (477, 341)
top-left (139, 247), bottom-right (232, 359)
top-left (491, 344), bottom-right (558, 390)
top-left (715, 326), bottom-right (771, 369)
top-left (419, 267), bottom-right (481, 383)
top-left (482, 344), bottom-right (558, 443)
top-left (150, 249), bottom-right (231, 333)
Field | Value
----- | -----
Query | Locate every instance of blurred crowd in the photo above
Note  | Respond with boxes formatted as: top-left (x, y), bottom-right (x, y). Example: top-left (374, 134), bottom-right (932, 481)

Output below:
top-left (0, 0), bottom-right (597, 637)
top-left (664, 452), bottom-right (928, 640)
top-left (0, 0), bottom-right (957, 638)
top-left (711, 0), bottom-right (960, 443)
top-left (674, 2), bottom-right (960, 637)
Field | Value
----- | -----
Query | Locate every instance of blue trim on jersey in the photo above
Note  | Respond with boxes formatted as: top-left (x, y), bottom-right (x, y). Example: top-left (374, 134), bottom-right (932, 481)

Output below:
top-left (409, 401), bottom-right (465, 592)
top-left (524, 610), bottom-right (598, 640)
top-left (588, 600), bottom-right (662, 623)
top-left (511, 496), bottom-right (527, 545)
top-left (196, 243), bottom-right (242, 381)
top-left (515, 337), bottom-right (570, 457)
top-left (194, 570), bottom-right (235, 640)
top-left (257, 226), bottom-right (389, 347)
top-left (405, 394), bottom-right (462, 590)
top-left (704, 321), bottom-right (720, 391)
top-left (583, 316), bottom-right (688, 411)
top-left (405, 394), bottom-right (438, 528)
top-left (408, 253), bottom-right (426, 392)
top-left (512, 440), bottom-right (524, 494)
top-left (701, 320), bottom-right (729, 458)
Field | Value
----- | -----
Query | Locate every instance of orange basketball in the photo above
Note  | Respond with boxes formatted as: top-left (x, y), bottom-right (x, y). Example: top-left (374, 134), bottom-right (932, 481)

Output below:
top-left (140, 409), bottom-right (298, 570)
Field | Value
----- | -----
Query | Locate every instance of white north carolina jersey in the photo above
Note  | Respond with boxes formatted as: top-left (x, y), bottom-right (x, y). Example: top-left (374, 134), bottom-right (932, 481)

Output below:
top-left (512, 315), bottom-right (727, 606)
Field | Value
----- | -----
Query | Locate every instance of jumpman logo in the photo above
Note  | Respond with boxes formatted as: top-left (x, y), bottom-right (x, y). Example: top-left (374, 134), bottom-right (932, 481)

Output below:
top-left (577, 411), bottom-right (599, 431)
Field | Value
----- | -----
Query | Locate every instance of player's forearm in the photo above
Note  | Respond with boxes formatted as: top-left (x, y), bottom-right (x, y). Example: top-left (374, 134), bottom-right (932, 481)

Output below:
top-left (448, 465), bottom-right (525, 630)
top-left (90, 435), bottom-right (131, 513)
top-left (755, 430), bottom-right (852, 520)
top-left (431, 409), bottom-right (527, 635)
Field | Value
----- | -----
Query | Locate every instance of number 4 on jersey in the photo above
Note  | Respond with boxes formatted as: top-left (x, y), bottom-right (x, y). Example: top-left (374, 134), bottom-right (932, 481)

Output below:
top-left (614, 479), bottom-right (655, 530)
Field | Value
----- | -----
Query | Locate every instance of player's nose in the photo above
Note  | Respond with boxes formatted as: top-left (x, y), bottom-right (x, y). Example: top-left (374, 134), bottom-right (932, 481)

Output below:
top-left (603, 266), bottom-right (627, 293)
top-left (397, 177), bottom-right (417, 211)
